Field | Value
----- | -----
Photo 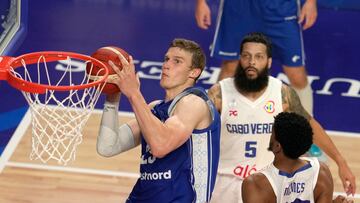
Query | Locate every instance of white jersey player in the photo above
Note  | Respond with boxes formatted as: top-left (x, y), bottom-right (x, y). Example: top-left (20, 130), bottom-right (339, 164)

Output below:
top-left (207, 33), bottom-right (355, 202)
top-left (219, 76), bottom-right (282, 178)
top-left (260, 157), bottom-right (319, 203)
top-left (242, 112), bottom-right (353, 203)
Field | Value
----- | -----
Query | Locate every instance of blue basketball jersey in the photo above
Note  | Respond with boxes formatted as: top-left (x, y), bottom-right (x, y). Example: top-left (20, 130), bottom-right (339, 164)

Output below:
top-left (126, 86), bottom-right (221, 203)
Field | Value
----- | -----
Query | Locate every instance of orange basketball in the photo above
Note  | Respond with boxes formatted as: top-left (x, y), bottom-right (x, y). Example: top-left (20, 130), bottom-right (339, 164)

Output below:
top-left (86, 46), bottom-right (130, 94)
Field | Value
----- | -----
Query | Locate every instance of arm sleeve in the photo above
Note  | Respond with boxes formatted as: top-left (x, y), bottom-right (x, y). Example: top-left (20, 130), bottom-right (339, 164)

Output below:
top-left (97, 101), bottom-right (135, 157)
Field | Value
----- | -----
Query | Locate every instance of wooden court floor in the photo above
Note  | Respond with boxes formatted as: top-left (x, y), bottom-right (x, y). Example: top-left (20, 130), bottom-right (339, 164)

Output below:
top-left (0, 110), bottom-right (359, 203)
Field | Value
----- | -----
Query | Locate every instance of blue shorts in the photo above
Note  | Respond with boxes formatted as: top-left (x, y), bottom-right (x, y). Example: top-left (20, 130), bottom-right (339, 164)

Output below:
top-left (211, 0), bottom-right (305, 67)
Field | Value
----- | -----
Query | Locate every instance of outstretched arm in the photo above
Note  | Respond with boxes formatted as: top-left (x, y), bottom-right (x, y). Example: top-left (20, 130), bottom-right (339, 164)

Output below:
top-left (282, 85), bottom-right (356, 195)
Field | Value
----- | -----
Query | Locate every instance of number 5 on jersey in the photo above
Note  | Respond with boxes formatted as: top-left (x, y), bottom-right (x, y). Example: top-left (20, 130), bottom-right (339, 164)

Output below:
top-left (245, 141), bottom-right (257, 158)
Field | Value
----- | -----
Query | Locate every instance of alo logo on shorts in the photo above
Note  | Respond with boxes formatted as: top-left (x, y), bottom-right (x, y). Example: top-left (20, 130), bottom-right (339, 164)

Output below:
top-left (264, 100), bottom-right (275, 113)
top-left (233, 164), bottom-right (257, 179)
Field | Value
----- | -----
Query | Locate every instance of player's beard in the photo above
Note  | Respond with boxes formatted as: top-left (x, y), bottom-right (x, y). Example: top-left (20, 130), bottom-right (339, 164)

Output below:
top-left (234, 63), bottom-right (269, 93)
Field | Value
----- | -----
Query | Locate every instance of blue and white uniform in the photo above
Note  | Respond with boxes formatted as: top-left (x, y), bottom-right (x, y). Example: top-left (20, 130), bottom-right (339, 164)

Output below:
top-left (127, 87), bottom-right (221, 203)
top-left (212, 0), bottom-right (305, 67)
top-left (260, 157), bottom-right (320, 203)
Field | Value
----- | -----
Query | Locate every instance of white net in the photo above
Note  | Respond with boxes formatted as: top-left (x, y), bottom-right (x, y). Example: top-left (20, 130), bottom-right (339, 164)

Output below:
top-left (9, 53), bottom-right (106, 165)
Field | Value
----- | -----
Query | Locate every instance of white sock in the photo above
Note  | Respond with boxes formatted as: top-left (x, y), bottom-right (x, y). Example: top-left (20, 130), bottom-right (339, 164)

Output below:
top-left (293, 84), bottom-right (313, 116)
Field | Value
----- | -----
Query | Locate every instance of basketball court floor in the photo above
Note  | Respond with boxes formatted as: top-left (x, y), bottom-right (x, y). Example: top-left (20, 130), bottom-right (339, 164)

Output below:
top-left (0, 0), bottom-right (359, 202)
top-left (0, 110), bottom-right (359, 202)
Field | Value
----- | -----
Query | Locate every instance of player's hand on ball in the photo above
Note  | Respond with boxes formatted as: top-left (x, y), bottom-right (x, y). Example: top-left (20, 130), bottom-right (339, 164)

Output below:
top-left (109, 55), bottom-right (140, 98)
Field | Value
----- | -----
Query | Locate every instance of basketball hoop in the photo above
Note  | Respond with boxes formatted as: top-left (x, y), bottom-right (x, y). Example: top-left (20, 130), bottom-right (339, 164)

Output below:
top-left (0, 51), bottom-right (109, 165)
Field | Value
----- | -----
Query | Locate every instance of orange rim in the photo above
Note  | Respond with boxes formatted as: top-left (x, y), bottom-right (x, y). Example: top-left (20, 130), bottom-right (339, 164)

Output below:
top-left (2, 51), bottom-right (109, 94)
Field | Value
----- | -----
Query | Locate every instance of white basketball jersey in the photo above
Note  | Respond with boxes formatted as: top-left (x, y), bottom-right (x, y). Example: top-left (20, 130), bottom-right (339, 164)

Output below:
top-left (260, 157), bottom-right (320, 203)
top-left (219, 77), bottom-right (283, 179)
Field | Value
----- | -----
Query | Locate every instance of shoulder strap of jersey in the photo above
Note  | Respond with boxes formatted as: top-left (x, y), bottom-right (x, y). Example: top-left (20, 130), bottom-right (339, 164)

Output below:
top-left (168, 86), bottom-right (216, 121)
top-left (300, 157), bottom-right (320, 189)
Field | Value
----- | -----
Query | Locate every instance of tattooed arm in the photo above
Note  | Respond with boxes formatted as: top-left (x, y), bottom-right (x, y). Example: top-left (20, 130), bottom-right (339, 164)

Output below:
top-left (208, 83), bottom-right (222, 113)
top-left (281, 84), bottom-right (356, 196)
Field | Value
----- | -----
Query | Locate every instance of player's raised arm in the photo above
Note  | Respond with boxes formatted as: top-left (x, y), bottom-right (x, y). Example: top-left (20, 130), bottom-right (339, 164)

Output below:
top-left (97, 38), bottom-right (220, 202)
top-left (96, 93), bottom-right (141, 157)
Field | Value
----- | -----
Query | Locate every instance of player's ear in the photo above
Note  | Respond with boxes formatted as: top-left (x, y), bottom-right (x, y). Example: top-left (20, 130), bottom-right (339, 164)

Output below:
top-left (189, 68), bottom-right (201, 80)
top-left (273, 141), bottom-right (281, 153)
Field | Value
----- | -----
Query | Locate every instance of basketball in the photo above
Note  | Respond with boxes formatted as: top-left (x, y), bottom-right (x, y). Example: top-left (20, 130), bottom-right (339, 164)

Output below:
top-left (86, 46), bottom-right (130, 94)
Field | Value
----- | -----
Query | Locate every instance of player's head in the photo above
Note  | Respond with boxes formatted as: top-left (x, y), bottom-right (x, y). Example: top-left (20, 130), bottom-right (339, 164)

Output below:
top-left (168, 38), bottom-right (205, 81)
top-left (234, 32), bottom-right (272, 92)
top-left (161, 38), bottom-right (205, 89)
top-left (268, 112), bottom-right (313, 159)
top-left (240, 32), bottom-right (272, 58)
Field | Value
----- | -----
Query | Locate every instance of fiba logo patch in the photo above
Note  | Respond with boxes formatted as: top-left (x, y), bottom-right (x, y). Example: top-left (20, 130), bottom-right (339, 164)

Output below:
top-left (264, 100), bottom-right (275, 113)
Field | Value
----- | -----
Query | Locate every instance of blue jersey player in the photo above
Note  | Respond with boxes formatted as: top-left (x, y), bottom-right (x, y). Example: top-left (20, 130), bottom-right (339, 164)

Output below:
top-left (97, 38), bottom-right (221, 202)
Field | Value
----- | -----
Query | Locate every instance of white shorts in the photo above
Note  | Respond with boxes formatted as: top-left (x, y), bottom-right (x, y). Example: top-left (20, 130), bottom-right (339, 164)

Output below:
top-left (210, 174), bottom-right (244, 203)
